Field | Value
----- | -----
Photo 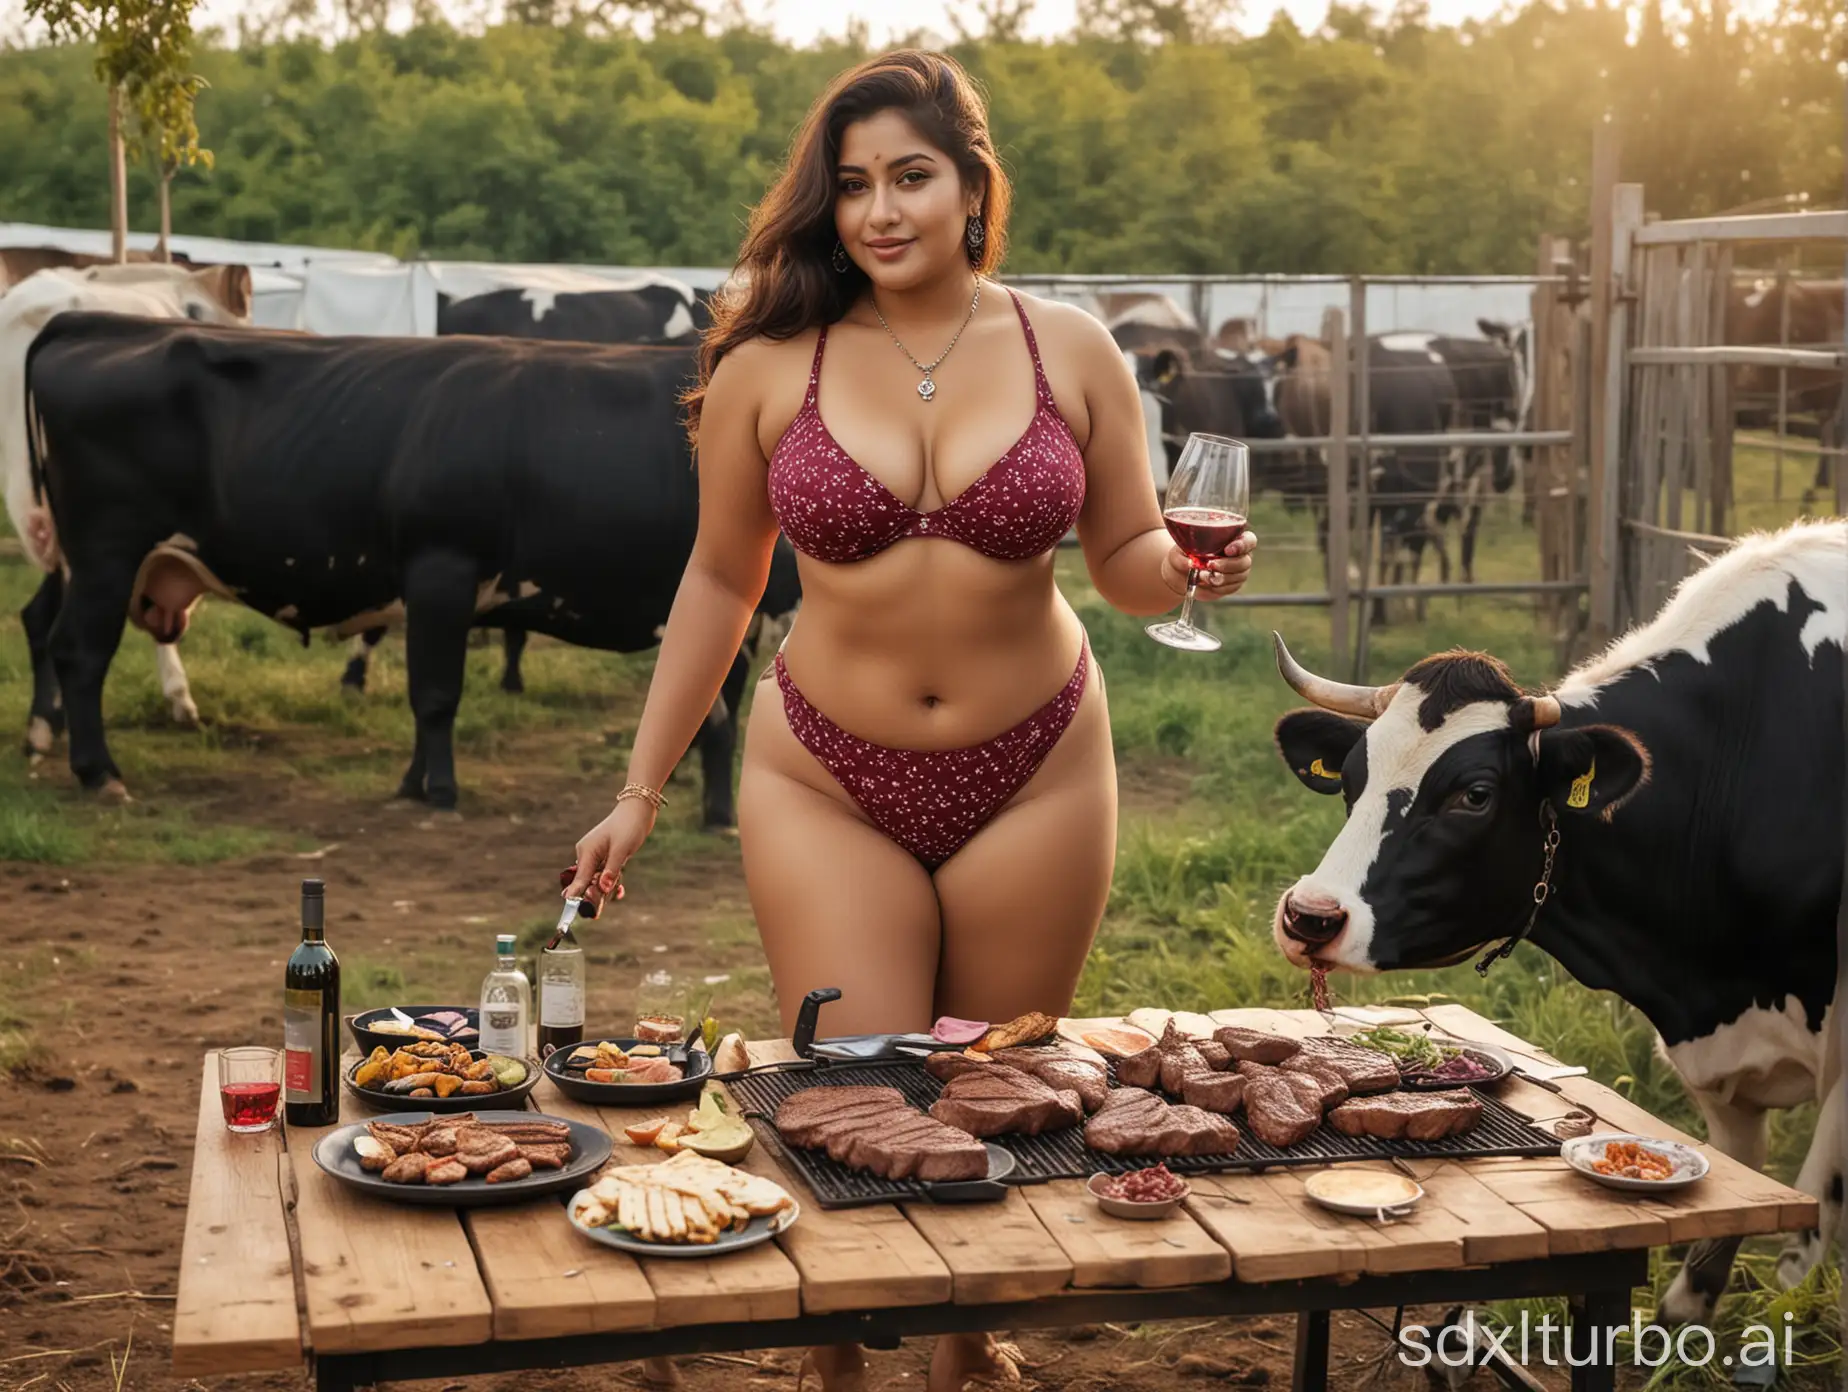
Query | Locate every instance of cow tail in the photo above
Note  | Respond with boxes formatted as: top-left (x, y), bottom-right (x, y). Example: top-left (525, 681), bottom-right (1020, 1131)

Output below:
top-left (23, 336), bottom-right (49, 508)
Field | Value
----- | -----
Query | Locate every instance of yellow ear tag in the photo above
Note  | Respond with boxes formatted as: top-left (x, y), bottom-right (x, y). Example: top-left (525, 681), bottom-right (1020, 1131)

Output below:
top-left (1309, 758), bottom-right (1339, 782)
top-left (1567, 759), bottom-right (1595, 810)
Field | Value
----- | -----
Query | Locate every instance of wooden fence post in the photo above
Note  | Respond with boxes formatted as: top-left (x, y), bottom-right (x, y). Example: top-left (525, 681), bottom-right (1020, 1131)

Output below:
top-left (1587, 117), bottom-right (1643, 641)
top-left (1324, 306), bottom-right (1351, 665)
top-left (1348, 278), bottom-right (1374, 680)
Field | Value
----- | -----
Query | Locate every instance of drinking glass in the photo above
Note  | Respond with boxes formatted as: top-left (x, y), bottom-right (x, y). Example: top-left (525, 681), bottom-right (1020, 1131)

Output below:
top-left (1146, 433), bottom-right (1251, 653)
top-left (218, 1046), bottom-right (282, 1134)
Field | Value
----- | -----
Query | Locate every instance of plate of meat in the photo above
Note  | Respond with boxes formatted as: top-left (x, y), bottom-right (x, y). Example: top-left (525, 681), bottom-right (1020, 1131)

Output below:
top-left (544, 1038), bottom-right (711, 1106)
top-left (311, 1111), bottom-right (612, 1207)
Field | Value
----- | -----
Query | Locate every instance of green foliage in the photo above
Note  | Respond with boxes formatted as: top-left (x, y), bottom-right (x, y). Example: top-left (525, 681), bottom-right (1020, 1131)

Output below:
top-left (0, 2), bottom-right (1836, 267)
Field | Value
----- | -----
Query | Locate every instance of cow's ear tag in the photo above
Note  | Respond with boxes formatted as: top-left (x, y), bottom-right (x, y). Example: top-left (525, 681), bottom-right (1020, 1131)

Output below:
top-left (1566, 760), bottom-right (1595, 810)
top-left (1307, 758), bottom-right (1341, 786)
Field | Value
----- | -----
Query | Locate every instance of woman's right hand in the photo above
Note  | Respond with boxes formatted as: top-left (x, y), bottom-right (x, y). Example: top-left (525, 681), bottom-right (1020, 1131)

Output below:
top-left (564, 798), bottom-right (658, 903)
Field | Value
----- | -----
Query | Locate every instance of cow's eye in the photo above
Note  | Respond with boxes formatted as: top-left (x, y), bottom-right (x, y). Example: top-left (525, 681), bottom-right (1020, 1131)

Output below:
top-left (1449, 783), bottom-right (1494, 813)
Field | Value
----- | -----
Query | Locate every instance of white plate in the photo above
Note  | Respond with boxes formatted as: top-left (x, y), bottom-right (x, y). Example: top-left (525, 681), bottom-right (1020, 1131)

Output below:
top-left (1302, 1169), bottom-right (1425, 1218)
top-left (567, 1188), bottom-right (800, 1257)
top-left (1561, 1133), bottom-right (1709, 1192)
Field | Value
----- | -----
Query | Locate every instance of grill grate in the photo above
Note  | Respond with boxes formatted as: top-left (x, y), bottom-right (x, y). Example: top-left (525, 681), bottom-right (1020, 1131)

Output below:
top-left (726, 1057), bottom-right (1562, 1209)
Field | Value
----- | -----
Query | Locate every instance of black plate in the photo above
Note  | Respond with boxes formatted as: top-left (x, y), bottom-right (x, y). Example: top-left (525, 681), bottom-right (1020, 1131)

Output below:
top-left (348, 1005), bottom-right (480, 1055)
top-left (543, 1037), bottom-right (712, 1106)
top-left (311, 1111), bottom-right (612, 1207)
top-left (1396, 1041), bottom-right (1515, 1091)
top-left (344, 1049), bottom-right (540, 1113)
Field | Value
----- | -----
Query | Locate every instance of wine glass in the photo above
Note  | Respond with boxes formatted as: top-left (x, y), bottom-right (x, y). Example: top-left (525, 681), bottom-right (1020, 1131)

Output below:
top-left (1146, 433), bottom-right (1251, 652)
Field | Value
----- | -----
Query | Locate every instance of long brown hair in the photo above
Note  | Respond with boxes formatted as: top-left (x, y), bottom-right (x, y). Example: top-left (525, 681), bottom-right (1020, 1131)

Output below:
top-left (683, 49), bottom-right (1012, 449)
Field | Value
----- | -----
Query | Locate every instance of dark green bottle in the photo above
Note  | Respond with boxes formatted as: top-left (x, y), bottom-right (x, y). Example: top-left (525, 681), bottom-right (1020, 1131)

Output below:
top-left (284, 879), bottom-right (341, 1127)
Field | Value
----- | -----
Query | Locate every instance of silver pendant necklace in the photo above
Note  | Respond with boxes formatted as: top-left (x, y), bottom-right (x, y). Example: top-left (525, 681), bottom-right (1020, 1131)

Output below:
top-left (871, 278), bottom-right (983, 403)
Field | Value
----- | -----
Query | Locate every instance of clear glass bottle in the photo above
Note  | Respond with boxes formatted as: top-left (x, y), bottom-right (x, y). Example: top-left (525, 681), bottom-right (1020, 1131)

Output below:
top-left (478, 934), bottom-right (531, 1059)
top-left (538, 915), bottom-right (585, 1060)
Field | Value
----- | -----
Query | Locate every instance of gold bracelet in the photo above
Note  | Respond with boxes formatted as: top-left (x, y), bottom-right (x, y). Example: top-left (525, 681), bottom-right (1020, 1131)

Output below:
top-left (617, 782), bottom-right (667, 811)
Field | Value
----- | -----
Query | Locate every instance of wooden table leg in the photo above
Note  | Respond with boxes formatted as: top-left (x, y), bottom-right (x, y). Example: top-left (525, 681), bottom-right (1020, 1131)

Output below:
top-left (1568, 1287), bottom-right (1630, 1392)
top-left (1293, 1309), bottom-right (1331, 1392)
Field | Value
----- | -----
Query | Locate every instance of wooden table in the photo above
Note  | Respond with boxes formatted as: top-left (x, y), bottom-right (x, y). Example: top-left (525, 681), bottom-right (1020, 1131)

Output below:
top-left (171, 1007), bottom-right (1817, 1392)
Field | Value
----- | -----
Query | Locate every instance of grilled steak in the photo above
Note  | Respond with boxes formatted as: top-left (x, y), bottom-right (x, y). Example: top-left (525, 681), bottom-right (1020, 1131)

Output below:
top-left (1084, 1087), bottom-right (1240, 1157)
top-left (1195, 1040), bottom-right (1232, 1071)
top-left (1180, 1072), bottom-right (1245, 1114)
top-left (991, 1046), bottom-right (1110, 1112)
top-left (925, 1052), bottom-right (992, 1083)
top-left (1148, 1020), bottom-right (1211, 1095)
top-left (1116, 1045), bottom-right (1162, 1089)
top-left (1281, 1054), bottom-right (1351, 1108)
top-left (1327, 1091), bottom-right (1483, 1141)
top-left (774, 1086), bottom-right (904, 1147)
top-left (928, 1068), bottom-right (1083, 1137)
top-left (773, 1085), bottom-right (990, 1182)
top-left (1240, 1066), bottom-right (1324, 1147)
top-left (1298, 1037), bottom-right (1401, 1093)
top-left (1214, 1026), bottom-right (1301, 1065)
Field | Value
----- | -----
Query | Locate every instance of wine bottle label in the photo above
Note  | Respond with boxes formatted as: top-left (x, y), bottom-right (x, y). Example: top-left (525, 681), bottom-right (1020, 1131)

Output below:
top-left (480, 1006), bottom-right (525, 1055)
top-left (540, 980), bottom-right (583, 1028)
top-left (283, 988), bottom-right (323, 1102)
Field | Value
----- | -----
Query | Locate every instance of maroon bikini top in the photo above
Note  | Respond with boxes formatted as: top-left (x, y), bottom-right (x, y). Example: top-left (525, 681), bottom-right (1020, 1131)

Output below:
top-left (767, 288), bottom-right (1086, 564)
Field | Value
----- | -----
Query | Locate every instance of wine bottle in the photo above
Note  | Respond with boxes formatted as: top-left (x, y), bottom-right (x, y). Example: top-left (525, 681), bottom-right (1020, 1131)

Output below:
top-left (538, 911), bottom-right (585, 1060)
top-left (284, 878), bottom-right (341, 1127)
top-left (479, 934), bottom-right (532, 1058)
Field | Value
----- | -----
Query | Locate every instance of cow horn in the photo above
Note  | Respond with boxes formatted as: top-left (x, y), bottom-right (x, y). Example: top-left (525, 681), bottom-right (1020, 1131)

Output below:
top-left (1528, 695), bottom-right (1561, 729)
top-left (1271, 632), bottom-right (1399, 719)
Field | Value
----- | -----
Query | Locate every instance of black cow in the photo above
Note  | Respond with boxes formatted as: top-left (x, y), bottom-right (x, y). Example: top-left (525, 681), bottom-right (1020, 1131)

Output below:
top-left (437, 282), bottom-right (704, 344)
top-left (1272, 336), bottom-right (1457, 621)
top-left (1267, 517), bottom-right (1845, 1326)
top-left (1122, 342), bottom-right (1288, 519)
top-left (24, 313), bottom-right (799, 826)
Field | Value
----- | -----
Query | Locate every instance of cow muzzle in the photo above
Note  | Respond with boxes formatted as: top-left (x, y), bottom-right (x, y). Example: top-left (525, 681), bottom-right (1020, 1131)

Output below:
top-left (1279, 887), bottom-right (1348, 947)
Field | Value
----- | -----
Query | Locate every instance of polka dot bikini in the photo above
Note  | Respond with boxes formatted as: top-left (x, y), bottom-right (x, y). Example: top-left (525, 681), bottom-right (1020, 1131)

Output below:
top-left (766, 288), bottom-right (1091, 868)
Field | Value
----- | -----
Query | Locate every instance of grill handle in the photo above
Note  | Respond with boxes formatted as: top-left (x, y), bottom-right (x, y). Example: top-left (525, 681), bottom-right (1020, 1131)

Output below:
top-left (791, 987), bottom-right (843, 1059)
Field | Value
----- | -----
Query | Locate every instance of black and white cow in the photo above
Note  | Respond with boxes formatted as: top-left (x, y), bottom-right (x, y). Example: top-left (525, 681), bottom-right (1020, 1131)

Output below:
top-left (24, 313), bottom-right (799, 827)
top-left (436, 282), bottom-right (707, 344)
top-left (2, 266), bottom-right (254, 753)
top-left (1130, 345), bottom-right (1286, 475)
top-left (1268, 518), bottom-right (1845, 1323)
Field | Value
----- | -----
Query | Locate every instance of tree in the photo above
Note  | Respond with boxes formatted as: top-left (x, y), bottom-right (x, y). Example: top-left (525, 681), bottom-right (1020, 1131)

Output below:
top-left (24, 0), bottom-right (210, 261)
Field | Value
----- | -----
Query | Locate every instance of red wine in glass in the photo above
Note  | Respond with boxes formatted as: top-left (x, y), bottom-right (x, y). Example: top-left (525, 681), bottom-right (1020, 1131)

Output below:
top-left (220, 1081), bottom-right (282, 1130)
top-left (1164, 506), bottom-right (1249, 568)
top-left (1147, 433), bottom-right (1251, 652)
top-left (217, 1046), bottom-right (282, 1133)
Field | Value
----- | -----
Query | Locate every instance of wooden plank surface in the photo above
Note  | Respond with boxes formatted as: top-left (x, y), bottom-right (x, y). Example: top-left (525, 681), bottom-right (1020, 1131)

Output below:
top-left (171, 1055), bottom-right (305, 1376)
top-left (1422, 1005), bottom-right (1819, 1238)
top-left (285, 1073), bottom-right (493, 1354)
top-left (902, 1190), bottom-right (1073, 1305)
top-left (1020, 1180), bottom-right (1231, 1289)
top-left (541, 1077), bottom-right (803, 1329)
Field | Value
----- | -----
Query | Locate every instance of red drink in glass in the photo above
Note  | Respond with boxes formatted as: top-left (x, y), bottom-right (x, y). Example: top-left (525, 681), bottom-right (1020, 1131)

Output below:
top-left (218, 1047), bottom-right (283, 1134)
top-left (1163, 506), bottom-right (1248, 567)
top-left (220, 1081), bottom-right (282, 1130)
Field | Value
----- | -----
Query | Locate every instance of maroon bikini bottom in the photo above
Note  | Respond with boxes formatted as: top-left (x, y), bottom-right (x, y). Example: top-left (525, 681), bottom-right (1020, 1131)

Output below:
top-left (774, 636), bottom-right (1091, 870)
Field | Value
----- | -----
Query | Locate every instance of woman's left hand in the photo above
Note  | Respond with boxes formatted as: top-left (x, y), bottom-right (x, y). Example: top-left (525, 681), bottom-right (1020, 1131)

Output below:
top-left (1161, 530), bottom-right (1258, 600)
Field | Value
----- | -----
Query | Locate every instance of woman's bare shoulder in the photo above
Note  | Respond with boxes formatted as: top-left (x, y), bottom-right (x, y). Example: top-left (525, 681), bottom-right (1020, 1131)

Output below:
top-left (1008, 289), bottom-right (1116, 347)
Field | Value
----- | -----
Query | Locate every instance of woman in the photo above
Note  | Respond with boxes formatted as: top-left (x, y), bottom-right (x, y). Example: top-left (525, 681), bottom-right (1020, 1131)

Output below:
top-left (565, 49), bottom-right (1256, 1391)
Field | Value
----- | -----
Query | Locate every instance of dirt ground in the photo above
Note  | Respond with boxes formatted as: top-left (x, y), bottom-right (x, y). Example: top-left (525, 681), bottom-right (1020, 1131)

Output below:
top-left (1, 728), bottom-right (1603, 1392)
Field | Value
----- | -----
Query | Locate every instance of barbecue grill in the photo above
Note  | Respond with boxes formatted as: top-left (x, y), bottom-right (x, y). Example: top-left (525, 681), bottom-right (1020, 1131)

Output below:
top-left (725, 1056), bottom-right (1563, 1210)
